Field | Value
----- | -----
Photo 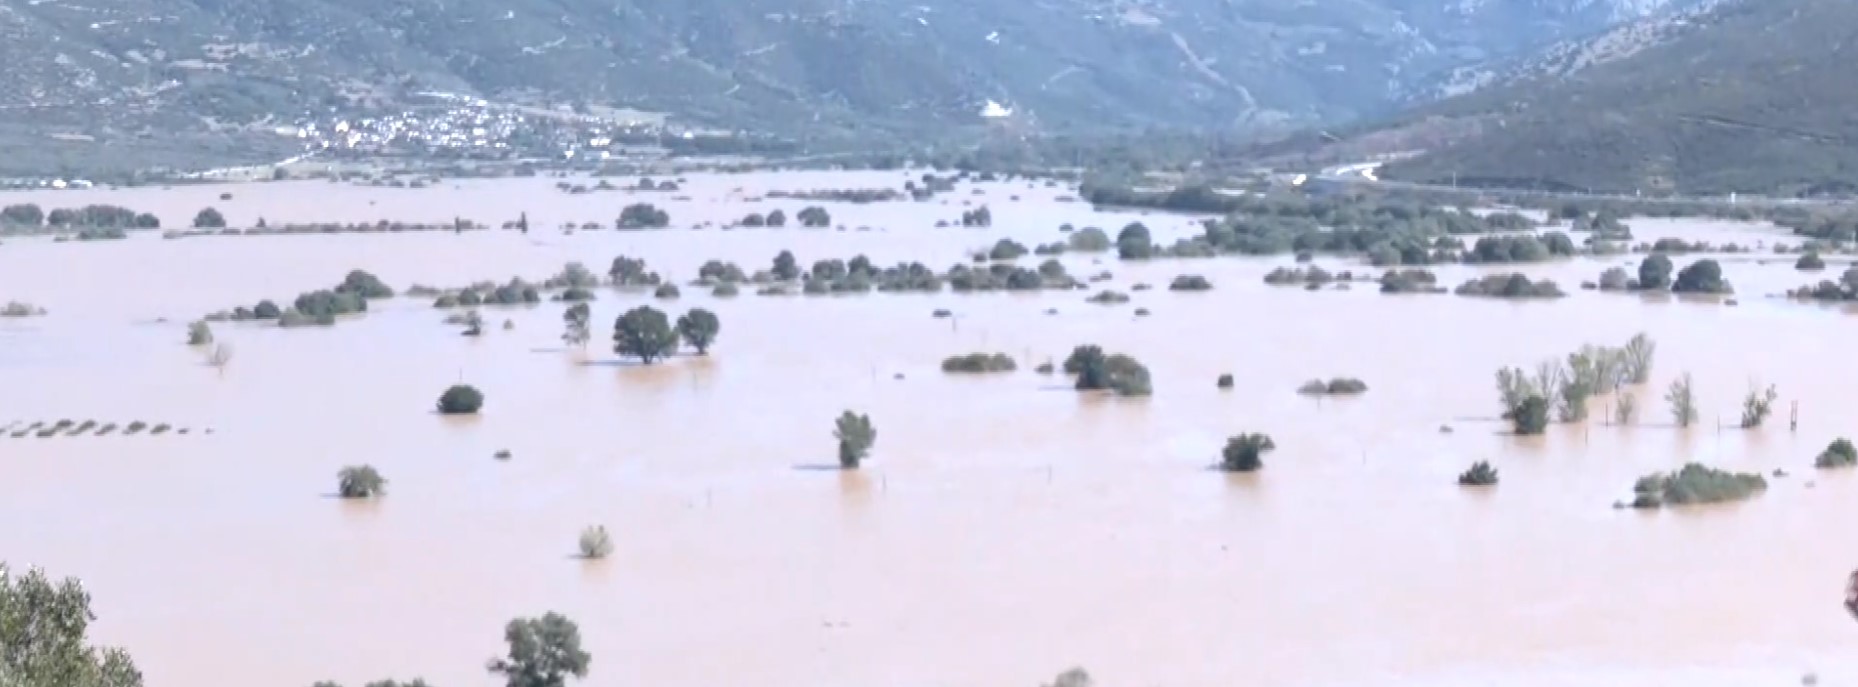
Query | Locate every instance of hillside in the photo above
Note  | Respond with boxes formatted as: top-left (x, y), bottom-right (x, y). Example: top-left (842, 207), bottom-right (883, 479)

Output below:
top-left (0, 0), bottom-right (1698, 175)
top-left (1372, 0), bottom-right (1858, 195)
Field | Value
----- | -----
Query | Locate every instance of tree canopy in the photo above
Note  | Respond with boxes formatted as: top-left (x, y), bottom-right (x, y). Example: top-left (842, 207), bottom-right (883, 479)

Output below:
top-left (612, 306), bottom-right (679, 364)
top-left (486, 613), bottom-right (591, 687)
top-left (675, 309), bottom-right (721, 355)
top-left (0, 564), bottom-right (144, 687)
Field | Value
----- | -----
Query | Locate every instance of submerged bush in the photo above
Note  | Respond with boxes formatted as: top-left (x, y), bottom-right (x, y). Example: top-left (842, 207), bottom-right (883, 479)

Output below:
top-left (1220, 433), bottom-right (1276, 472)
top-left (1816, 438), bottom-right (1857, 469)
top-left (1797, 252), bottom-right (1827, 270)
top-left (1454, 274), bottom-right (1565, 298)
top-left (337, 465), bottom-right (387, 498)
top-left (1217, 373), bottom-right (1234, 389)
top-left (1168, 275), bottom-right (1213, 291)
top-left (1629, 463), bottom-right (1766, 509)
top-left (437, 384), bottom-right (484, 415)
top-left (1065, 345), bottom-right (1152, 397)
top-left (941, 353), bottom-right (1017, 373)
top-left (834, 411), bottom-right (877, 469)
top-left (1297, 378), bottom-right (1368, 395)
top-left (578, 525), bottom-right (614, 559)
top-left (1085, 290), bottom-right (1130, 305)
top-left (1458, 461), bottom-right (1499, 486)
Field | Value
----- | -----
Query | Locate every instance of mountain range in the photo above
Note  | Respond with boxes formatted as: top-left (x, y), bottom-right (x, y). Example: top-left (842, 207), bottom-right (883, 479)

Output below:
top-left (1330, 0), bottom-right (1858, 195)
top-left (0, 0), bottom-right (1702, 175)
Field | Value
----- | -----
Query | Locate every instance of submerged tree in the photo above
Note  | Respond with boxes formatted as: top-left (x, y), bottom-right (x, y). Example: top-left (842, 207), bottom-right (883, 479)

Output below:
top-left (1614, 394), bottom-right (1638, 425)
top-left (675, 309), bottom-right (720, 354)
top-left (833, 411), bottom-right (877, 469)
top-left (561, 303), bottom-right (591, 348)
top-left (486, 612), bottom-right (591, 687)
top-left (186, 320), bottom-right (214, 346)
top-left (1219, 434), bottom-right (1276, 472)
top-left (1622, 333), bottom-right (1656, 384)
top-left (337, 465), bottom-right (387, 498)
top-left (0, 563), bottom-right (145, 687)
top-left (1458, 461), bottom-right (1499, 486)
top-left (612, 306), bottom-right (679, 364)
top-left (577, 526), bottom-right (613, 560)
top-left (1666, 373), bottom-right (1698, 428)
top-left (1512, 396), bottom-right (1550, 435)
top-left (1740, 383), bottom-right (1779, 429)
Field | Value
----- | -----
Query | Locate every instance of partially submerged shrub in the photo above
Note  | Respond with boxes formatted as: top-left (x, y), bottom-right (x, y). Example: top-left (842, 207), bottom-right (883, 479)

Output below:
top-left (1216, 373), bottom-right (1234, 389)
top-left (186, 320), bottom-right (214, 345)
top-left (1816, 438), bottom-right (1857, 469)
top-left (437, 384), bottom-right (484, 415)
top-left (1458, 461), bottom-right (1499, 486)
top-left (1298, 378), bottom-right (1368, 395)
top-left (1085, 290), bottom-right (1130, 305)
top-left (1220, 434), bottom-right (1276, 472)
top-left (1168, 275), bottom-right (1212, 291)
top-left (1454, 274), bottom-right (1565, 298)
top-left (834, 411), bottom-right (877, 469)
top-left (1065, 345), bottom-right (1152, 396)
top-left (578, 525), bottom-right (614, 559)
top-left (653, 283), bottom-right (681, 299)
top-left (941, 353), bottom-right (1017, 373)
top-left (337, 465), bottom-right (387, 498)
top-left (1629, 463), bottom-right (1766, 509)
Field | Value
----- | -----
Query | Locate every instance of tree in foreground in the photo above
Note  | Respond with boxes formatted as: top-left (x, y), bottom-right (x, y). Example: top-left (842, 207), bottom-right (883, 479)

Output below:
top-left (675, 309), bottom-right (720, 354)
top-left (0, 563), bottom-right (144, 687)
top-left (486, 612), bottom-right (591, 687)
top-left (612, 306), bottom-right (679, 364)
top-left (833, 411), bottom-right (876, 469)
top-left (1219, 433), bottom-right (1275, 472)
top-left (337, 465), bottom-right (387, 498)
top-left (438, 384), bottom-right (485, 415)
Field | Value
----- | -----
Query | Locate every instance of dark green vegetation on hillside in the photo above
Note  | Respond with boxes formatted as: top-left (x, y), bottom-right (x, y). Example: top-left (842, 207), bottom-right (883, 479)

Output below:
top-left (1373, 0), bottom-right (1858, 195)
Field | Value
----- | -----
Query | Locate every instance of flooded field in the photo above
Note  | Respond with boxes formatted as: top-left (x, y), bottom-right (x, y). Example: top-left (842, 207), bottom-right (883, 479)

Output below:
top-left (2, 172), bottom-right (1856, 687)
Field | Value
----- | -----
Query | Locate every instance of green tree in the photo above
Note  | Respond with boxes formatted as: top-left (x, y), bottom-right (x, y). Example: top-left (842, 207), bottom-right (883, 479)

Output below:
top-left (438, 385), bottom-right (485, 415)
top-left (1815, 438), bottom-right (1857, 469)
top-left (1622, 333), bottom-right (1656, 384)
top-left (1068, 227), bottom-right (1111, 252)
top-left (1116, 222), bottom-right (1153, 259)
top-left (1220, 434), bottom-right (1276, 472)
top-left (192, 207), bottom-right (227, 229)
top-left (1666, 373), bottom-right (1698, 427)
top-left (833, 411), bottom-right (876, 469)
top-left (617, 203), bottom-right (669, 229)
top-left (486, 613), bottom-right (591, 687)
top-left (0, 564), bottom-right (144, 687)
top-left (797, 206), bottom-right (831, 227)
top-left (1739, 383), bottom-right (1777, 428)
top-left (0, 203), bottom-right (44, 227)
top-left (766, 209), bottom-right (788, 227)
top-left (675, 309), bottom-right (721, 355)
top-left (1512, 395), bottom-right (1550, 435)
top-left (1458, 461), bottom-right (1499, 486)
top-left (772, 251), bottom-right (800, 281)
top-left (186, 320), bottom-right (214, 346)
top-left (561, 303), bottom-right (591, 348)
top-left (612, 306), bottom-right (678, 364)
top-left (1672, 259), bottom-right (1731, 294)
top-left (608, 256), bottom-right (659, 286)
top-left (337, 465), bottom-right (386, 498)
top-left (1638, 254), bottom-right (1674, 290)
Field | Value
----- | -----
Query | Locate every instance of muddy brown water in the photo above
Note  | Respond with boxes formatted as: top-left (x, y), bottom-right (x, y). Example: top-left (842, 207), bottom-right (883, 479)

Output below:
top-left (2, 173), bottom-right (1856, 687)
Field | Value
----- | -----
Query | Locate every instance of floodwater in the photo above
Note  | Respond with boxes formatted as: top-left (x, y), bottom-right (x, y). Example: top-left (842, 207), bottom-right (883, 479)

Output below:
top-left (2, 173), bottom-right (1856, 687)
